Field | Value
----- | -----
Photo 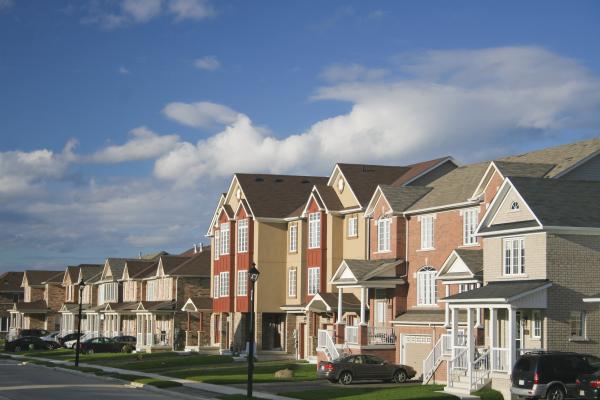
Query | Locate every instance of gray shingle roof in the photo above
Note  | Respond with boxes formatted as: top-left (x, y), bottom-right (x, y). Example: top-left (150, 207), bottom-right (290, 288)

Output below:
top-left (340, 259), bottom-right (402, 282)
top-left (499, 136), bottom-right (600, 178)
top-left (510, 177), bottom-right (600, 228)
top-left (0, 272), bottom-right (24, 293)
top-left (444, 279), bottom-right (550, 302)
top-left (493, 161), bottom-right (556, 178)
top-left (478, 220), bottom-right (540, 234)
top-left (454, 249), bottom-right (484, 275)
top-left (393, 309), bottom-right (467, 324)
top-left (312, 293), bottom-right (361, 311)
top-left (379, 185), bottom-right (432, 213)
top-left (25, 270), bottom-right (64, 286)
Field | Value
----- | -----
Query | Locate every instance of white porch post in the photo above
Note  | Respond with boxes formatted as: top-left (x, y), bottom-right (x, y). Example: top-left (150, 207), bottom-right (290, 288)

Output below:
top-left (360, 287), bottom-right (367, 325)
top-left (490, 307), bottom-right (497, 370)
top-left (338, 287), bottom-right (344, 323)
top-left (467, 307), bottom-right (474, 384)
top-left (444, 286), bottom-right (450, 327)
top-left (475, 306), bottom-right (481, 328)
top-left (508, 307), bottom-right (517, 369)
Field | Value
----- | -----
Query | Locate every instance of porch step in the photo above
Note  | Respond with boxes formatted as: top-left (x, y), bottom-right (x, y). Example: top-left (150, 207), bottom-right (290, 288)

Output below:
top-left (443, 388), bottom-right (481, 399)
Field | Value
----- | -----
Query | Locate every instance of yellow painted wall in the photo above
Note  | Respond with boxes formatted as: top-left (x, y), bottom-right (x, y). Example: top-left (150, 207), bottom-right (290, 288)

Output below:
top-left (342, 211), bottom-right (367, 260)
top-left (326, 214), bottom-right (344, 292)
top-left (254, 220), bottom-right (288, 312)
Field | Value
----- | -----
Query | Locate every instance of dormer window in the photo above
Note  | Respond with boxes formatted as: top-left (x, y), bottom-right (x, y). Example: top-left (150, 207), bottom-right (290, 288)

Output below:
top-left (308, 212), bottom-right (321, 249)
top-left (510, 201), bottom-right (520, 211)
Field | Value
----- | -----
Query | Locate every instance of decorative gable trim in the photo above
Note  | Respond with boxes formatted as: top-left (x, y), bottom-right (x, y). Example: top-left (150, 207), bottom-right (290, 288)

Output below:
top-left (326, 164), bottom-right (362, 207)
top-left (300, 191), bottom-right (325, 218)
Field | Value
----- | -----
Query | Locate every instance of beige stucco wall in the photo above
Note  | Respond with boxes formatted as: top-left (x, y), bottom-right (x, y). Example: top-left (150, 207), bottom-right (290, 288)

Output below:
top-left (492, 189), bottom-right (536, 225)
top-left (254, 220), bottom-right (287, 312)
top-left (331, 171), bottom-right (360, 208)
top-left (483, 233), bottom-right (547, 283)
top-left (285, 220), bottom-right (306, 306)
top-left (326, 214), bottom-right (343, 292)
top-left (342, 211), bottom-right (367, 260)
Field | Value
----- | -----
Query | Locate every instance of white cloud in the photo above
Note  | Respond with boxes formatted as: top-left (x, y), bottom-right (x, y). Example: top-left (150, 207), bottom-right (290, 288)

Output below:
top-left (193, 56), bottom-right (220, 71)
top-left (118, 66), bottom-right (131, 75)
top-left (168, 0), bottom-right (215, 21)
top-left (155, 47), bottom-right (600, 187)
top-left (162, 101), bottom-right (240, 128)
top-left (0, 0), bottom-right (14, 12)
top-left (86, 127), bottom-right (180, 163)
top-left (320, 63), bottom-right (388, 83)
top-left (122, 0), bottom-right (162, 22)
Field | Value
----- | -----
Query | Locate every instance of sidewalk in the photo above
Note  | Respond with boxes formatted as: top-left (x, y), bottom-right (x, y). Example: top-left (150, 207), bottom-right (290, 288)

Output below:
top-left (5, 353), bottom-right (296, 400)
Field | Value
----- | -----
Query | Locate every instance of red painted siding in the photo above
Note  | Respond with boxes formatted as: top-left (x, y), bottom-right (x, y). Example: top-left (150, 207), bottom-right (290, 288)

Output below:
top-left (213, 210), bottom-right (235, 313)
top-left (235, 206), bottom-right (253, 312)
top-left (305, 199), bottom-right (327, 303)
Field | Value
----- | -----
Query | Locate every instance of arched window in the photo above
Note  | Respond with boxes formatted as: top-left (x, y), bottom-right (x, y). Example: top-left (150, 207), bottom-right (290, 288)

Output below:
top-left (417, 266), bottom-right (437, 306)
top-left (510, 201), bottom-right (520, 211)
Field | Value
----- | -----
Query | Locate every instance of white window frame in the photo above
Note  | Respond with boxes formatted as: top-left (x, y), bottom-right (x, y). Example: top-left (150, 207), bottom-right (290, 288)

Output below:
top-left (237, 219), bottom-right (248, 253)
top-left (213, 275), bottom-right (220, 298)
top-left (237, 270), bottom-right (248, 296)
top-left (417, 266), bottom-right (437, 306)
top-left (375, 299), bottom-right (386, 325)
top-left (308, 213), bottom-right (321, 249)
top-left (463, 208), bottom-right (478, 246)
top-left (220, 223), bottom-right (230, 256)
top-left (220, 272), bottom-right (229, 297)
top-left (377, 218), bottom-right (391, 252)
top-left (420, 214), bottom-right (435, 250)
top-left (503, 237), bottom-right (525, 275)
top-left (214, 230), bottom-right (220, 260)
top-left (289, 223), bottom-right (298, 253)
top-left (288, 268), bottom-right (297, 298)
top-left (569, 311), bottom-right (587, 339)
top-left (347, 215), bottom-right (358, 238)
top-left (532, 311), bottom-right (542, 339)
top-left (308, 267), bottom-right (320, 295)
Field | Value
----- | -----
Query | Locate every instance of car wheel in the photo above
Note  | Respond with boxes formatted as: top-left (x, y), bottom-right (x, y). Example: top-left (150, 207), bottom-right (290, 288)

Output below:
top-left (547, 385), bottom-right (565, 400)
top-left (393, 369), bottom-right (408, 383)
top-left (339, 371), bottom-right (353, 385)
top-left (14, 346), bottom-right (21, 352)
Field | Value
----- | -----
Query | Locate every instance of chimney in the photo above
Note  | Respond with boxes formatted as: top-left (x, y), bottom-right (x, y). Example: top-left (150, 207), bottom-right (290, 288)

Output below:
top-left (193, 244), bottom-right (197, 254)
top-left (199, 242), bottom-right (203, 252)
top-left (138, 251), bottom-right (142, 259)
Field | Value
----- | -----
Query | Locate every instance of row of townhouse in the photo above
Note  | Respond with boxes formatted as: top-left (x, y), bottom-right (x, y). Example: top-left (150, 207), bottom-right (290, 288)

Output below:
top-left (8, 247), bottom-right (215, 352)
top-left (206, 136), bottom-right (600, 398)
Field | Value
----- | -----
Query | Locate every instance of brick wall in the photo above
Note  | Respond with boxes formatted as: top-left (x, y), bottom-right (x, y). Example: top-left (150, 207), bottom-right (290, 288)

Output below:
top-left (46, 284), bottom-right (65, 311)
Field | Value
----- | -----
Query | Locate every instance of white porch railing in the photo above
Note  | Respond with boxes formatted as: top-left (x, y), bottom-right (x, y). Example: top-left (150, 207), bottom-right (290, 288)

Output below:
top-left (447, 347), bottom-right (468, 389)
top-left (422, 334), bottom-right (450, 384)
top-left (471, 348), bottom-right (490, 391)
top-left (317, 329), bottom-right (339, 361)
top-left (345, 326), bottom-right (358, 344)
top-left (491, 347), bottom-right (510, 372)
top-left (368, 326), bottom-right (396, 345)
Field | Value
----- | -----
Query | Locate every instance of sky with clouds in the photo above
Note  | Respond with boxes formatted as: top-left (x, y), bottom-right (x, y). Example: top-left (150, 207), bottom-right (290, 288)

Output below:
top-left (1, 0), bottom-right (600, 271)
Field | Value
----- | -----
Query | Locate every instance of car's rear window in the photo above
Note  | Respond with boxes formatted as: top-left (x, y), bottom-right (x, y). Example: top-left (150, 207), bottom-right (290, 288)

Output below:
top-left (514, 357), bottom-right (536, 372)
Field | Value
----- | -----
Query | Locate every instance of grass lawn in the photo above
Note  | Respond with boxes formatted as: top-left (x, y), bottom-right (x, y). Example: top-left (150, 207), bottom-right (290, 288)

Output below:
top-left (280, 384), bottom-right (459, 400)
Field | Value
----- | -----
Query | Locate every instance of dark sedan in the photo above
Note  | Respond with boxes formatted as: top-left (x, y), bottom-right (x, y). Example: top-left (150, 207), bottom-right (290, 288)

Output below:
top-left (5, 336), bottom-right (60, 352)
top-left (576, 357), bottom-right (600, 399)
top-left (317, 354), bottom-right (416, 385)
top-left (112, 335), bottom-right (136, 346)
top-left (79, 337), bottom-right (126, 354)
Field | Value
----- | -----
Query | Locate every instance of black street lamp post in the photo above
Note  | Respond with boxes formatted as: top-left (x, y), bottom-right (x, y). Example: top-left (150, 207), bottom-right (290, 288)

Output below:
top-left (247, 263), bottom-right (260, 399)
top-left (74, 278), bottom-right (85, 367)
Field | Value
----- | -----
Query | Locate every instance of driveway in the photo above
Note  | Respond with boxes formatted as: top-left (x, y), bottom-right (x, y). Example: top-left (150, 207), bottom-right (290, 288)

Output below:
top-left (231, 379), bottom-right (422, 395)
top-left (0, 359), bottom-right (201, 400)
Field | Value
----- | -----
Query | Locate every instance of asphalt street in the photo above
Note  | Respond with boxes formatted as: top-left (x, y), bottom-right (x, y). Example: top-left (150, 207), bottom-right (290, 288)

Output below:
top-left (0, 359), bottom-right (192, 400)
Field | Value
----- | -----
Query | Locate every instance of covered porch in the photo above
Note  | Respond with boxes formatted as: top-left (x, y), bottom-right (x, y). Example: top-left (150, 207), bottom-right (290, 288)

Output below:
top-left (443, 279), bottom-right (551, 396)
top-left (181, 297), bottom-right (212, 351)
top-left (134, 301), bottom-right (176, 352)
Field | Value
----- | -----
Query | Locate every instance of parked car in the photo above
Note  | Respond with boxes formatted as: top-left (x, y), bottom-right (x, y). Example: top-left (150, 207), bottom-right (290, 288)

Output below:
top-left (64, 333), bottom-right (95, 349)
top-left (576, 357), bottom-right (600, 399)
top-left (41, 331), bottom-right (60, 342)
top-left (511, 351), bottom-right (600, 400)
top-left (112, 335), bottom-right (136, 346)
top-left (5, 336), bottom-right (60, 352)
top-left (18, 329), bottom-right (49, 338)
top-left (317, 354), bottom-right (416, 385)
top-left (58, 332), bottom-right (83, 347)
top-left (79, 337), bottom-right (127, 354)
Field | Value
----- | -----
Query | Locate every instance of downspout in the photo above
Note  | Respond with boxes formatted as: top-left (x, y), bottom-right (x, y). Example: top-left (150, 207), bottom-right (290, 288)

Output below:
top-left (366, 214), bottom-right (371, 261)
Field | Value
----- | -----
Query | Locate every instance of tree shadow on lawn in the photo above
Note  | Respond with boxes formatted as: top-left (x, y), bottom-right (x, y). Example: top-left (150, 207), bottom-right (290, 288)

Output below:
top-left (279, 384), bottom-right (458, 400)
top-left (167, 362), bottom-right (317, 383)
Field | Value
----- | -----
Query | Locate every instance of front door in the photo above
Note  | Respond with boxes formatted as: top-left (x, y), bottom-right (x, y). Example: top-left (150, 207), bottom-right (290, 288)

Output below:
top-left (515, 311), bottom-right (523, 355)
top-left (214, 314), bottom-right (220, 344)
top-left (299, 323), bottom-right (305, 360)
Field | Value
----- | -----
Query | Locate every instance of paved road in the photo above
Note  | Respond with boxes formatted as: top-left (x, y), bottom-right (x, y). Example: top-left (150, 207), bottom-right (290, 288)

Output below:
top-left (0, 359), bottom-right (193, 400)
top-left (232, 379), bottom-right (421, 395)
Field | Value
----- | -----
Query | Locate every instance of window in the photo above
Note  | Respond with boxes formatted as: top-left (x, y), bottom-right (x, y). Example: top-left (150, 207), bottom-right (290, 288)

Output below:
top-left (375, 300), bottom-right (386, 325)
top-left (417, 267), bottom-right (437, 306)
top-left (570, 311), bottom-right (587, 339)
top-left (237, 270), bottom-right (247, 296)
top-left (99, 282), bottom-right (118, 304)
top-left (237, 219), bottom-right (248, 253)
top-left (66, 285), bottom-right (74, 302)
top-left (220, 272), bottom-right (229, 297)
top-left (308, 267), bottom-right (320, 295)
top-left (220, 223), bottom-right (230, 255)
top-left (377, 218), bottom-right (391, 252)
top-left (213, 275), bottom-right (220, 298)
top-left (463, 208), bottom-right (478, 245)
top-left (421, 215), bottom-right (435, 250)
top-left (289, 223), bottom-right (298, 253)
top-left (308, 213), bottom-right (321, 249)
top-left (459, 283), bottom-right (476, 293)
top-left (288, 268), bottom-right (297, 298)
top-left (347, 215), bottom-right (358, 238)
top-left (504, 237), bottom-right (525, 275)
top-left (214, 230), bottom-right (220, 260)
top-left (510, 201), bottom-right (520, 211)
top-left (532, 311), bottom-right (542, 338)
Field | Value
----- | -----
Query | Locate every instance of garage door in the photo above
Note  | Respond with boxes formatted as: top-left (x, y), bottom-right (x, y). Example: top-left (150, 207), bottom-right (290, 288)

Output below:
top-left (401, 335), bottom-right (432, 377)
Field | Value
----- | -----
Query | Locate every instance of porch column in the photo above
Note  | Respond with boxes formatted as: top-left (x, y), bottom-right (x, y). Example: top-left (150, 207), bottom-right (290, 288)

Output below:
top-left (444, 286), bottom-right (450, 327)
top-left (490, 307), bottom-right (497, 371)
top-left (508, 307), bottom-right (517, 369)
top-left (467, 307), bottom-right (475, 383)
top-left (451, 307), bottom-right (458, 347)
top-left (475, 306), bottom-right (482, 329)
top-left (359, 287), bottom-right (367, 325)
top-left (337, 287), bottom-right (344, 324)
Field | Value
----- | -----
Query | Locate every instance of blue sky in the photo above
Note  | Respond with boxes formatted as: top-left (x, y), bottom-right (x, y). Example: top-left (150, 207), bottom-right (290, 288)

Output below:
top-left (1, 0), bottom-right (600, 271)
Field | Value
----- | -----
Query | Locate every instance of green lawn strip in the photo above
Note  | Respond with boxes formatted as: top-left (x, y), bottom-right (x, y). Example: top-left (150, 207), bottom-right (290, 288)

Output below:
top-left (112, 354), bottom-right (234, 371)
top-left (166, 362), bottom-right (316, 384)
top-left (473, 388), bottom-right (504, 400)
top-left (279, 384), bottom-right (459, 400)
